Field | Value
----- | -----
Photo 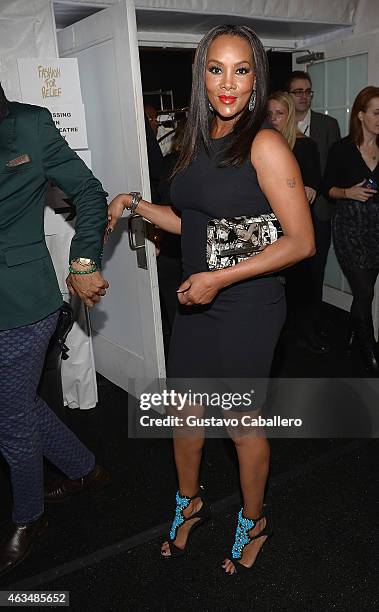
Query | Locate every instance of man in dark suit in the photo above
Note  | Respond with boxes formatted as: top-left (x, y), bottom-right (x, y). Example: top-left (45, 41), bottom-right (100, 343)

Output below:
top-left (285, 71), bottom-right (341, 353)
top-left (0, 84), bottom-right (110, 577)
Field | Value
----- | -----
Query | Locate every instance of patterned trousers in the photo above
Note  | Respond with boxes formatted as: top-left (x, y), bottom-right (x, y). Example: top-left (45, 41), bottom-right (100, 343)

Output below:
top-left (0, 311), bottom-right (95, 524)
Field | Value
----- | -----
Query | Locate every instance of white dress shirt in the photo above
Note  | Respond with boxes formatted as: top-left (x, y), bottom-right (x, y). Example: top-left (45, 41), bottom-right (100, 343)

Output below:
top-left (297, 108), bottom-right (311, 136)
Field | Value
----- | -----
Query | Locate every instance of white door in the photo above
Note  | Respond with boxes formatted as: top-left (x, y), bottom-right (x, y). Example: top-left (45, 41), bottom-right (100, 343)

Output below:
top-left (57, 1), bottom-right (165, 391)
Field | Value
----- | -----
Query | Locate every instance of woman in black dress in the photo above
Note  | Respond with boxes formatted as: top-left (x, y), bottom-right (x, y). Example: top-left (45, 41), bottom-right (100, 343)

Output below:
top-left (108, 25), bottom-right (314, 573)
top-left (323, 86), bottom-right (379, 373)
top-left (267, 91), bottom-right (322, 349)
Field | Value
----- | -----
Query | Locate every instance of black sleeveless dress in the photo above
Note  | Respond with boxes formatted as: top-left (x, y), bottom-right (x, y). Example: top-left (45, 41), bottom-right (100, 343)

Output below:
top-left (167, 128), bottom-right (286, 385)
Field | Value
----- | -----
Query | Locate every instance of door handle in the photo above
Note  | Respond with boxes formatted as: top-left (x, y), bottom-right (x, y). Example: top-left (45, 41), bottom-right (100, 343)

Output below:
top-left (128, 214), bottom-right (148, 269)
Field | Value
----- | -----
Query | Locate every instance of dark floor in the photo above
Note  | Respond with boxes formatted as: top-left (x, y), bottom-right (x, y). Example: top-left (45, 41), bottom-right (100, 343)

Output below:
top-left (0, 304), bottom-right (378, 611)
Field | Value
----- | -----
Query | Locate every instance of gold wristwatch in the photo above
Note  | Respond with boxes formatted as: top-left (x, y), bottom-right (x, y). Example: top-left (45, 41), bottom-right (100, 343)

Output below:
top-left (70, 257), bottom-right (97, 267)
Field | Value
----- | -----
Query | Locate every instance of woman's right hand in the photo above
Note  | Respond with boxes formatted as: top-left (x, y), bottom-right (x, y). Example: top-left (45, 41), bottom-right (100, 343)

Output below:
top-left (107, 195), bottom-right (182, 236)
top-left (106, 193), bottom-right (132, 233)
top-left (345, 181), bottom-right (377, 202)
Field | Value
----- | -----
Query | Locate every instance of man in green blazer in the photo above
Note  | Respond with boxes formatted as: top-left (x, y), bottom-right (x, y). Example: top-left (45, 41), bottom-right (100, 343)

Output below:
top-left (0, 83), bottom-right (110, 577)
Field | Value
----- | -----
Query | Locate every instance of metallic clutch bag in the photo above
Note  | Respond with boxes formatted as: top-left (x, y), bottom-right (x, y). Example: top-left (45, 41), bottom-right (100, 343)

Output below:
top-left (206, 213), bottom-right (283, 270)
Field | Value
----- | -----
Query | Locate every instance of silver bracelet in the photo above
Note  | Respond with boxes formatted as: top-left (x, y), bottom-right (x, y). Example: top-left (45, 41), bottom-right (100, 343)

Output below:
top-left (126, 191), bottom-right (142, 214)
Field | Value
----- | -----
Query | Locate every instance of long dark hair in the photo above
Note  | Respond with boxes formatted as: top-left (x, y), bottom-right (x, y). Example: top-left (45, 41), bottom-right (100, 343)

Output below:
top-left (0, 83), bottom-right (7, 120)
top-left (172, 24), bottom-right (269, 176)
top-left (349, 86), bottom-right (379, 146)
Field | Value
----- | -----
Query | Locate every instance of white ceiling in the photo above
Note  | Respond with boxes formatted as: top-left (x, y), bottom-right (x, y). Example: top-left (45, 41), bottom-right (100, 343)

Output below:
top-left (135, 9), bottom-right (350, 39)
top-left (53, 1), bottom-right (354, 41)
top-left (53, 2), bottom-right (104, 27)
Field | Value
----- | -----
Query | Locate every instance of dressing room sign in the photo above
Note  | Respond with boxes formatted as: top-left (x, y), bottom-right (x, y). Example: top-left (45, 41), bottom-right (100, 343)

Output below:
top-left (17, 58), bottom-right (82, 105)
top-left (51, 105), bottom-right (88, 149)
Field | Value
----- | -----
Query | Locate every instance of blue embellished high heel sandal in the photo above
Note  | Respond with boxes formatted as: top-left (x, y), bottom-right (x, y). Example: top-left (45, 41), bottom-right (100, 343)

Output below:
top-left (225, 507), bottom-right (272, 573)
top-left (161, 487), bottom-right (211, 558)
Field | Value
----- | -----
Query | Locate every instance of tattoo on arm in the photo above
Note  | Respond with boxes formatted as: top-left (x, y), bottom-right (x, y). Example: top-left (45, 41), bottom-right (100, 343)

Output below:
top-left (287, 177), bottom-right (296, 188)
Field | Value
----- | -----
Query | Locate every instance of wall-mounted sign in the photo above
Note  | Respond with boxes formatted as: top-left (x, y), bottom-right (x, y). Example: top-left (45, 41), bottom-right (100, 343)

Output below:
top-left (51, 104), bottom-right (88, 149)
top-left (17, 58), bottom-right (82, 105)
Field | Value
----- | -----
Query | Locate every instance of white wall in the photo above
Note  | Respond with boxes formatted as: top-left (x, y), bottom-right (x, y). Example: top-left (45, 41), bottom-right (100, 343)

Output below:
top-left (297, 30), bottom-right (379, 86)
top-left (353, 0), bottom-right (379, 34)
top-left (295, 1), bottom-right (379, 84)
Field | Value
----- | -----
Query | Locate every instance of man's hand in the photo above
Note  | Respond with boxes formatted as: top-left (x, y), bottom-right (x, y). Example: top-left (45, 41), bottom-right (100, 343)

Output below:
top-left (66, 271), bottom-right (109, 307)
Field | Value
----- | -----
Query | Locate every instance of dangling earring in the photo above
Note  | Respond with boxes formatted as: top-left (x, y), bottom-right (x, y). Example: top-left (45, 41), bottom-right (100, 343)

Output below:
top-left (248, 89), bottom-right (256, 112)
top-left (208, 101), bottom-right (213, 112)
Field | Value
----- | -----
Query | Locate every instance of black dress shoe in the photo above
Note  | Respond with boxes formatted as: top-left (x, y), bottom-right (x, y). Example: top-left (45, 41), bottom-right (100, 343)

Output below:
top-left (297, 330), bottom-right (330, 354)
top-left (349, 317), bottom-right (379, 374)
top-left (0, 514), bottom-right (48, 579)
top-left (45, 465), bottom-right (110, 503)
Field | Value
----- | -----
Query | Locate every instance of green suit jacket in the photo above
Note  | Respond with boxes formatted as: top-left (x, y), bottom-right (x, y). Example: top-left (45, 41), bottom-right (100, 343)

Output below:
top-left (0, 102), bottom-right (108, 330)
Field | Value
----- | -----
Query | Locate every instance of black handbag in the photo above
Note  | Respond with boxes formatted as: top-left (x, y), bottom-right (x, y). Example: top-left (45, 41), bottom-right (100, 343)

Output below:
top-left (48, 301), bottom-right (74, 360)
top-left (206, 213), bottom-right (283, 270)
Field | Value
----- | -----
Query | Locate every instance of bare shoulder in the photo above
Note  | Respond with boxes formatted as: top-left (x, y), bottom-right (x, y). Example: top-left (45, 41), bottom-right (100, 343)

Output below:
top-left (251, 128), bottom-right (291, 165)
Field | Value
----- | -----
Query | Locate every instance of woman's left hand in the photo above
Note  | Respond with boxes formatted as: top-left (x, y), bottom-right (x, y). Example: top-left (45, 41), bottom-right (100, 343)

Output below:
top-left (177, 272), bottom-right (222, 306)
top-left (304, 186), bottom-right (317, 204)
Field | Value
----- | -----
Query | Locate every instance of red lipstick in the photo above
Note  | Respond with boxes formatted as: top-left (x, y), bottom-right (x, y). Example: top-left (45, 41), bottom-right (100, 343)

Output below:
top-left (218, 95), bottom-right (237, 104)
